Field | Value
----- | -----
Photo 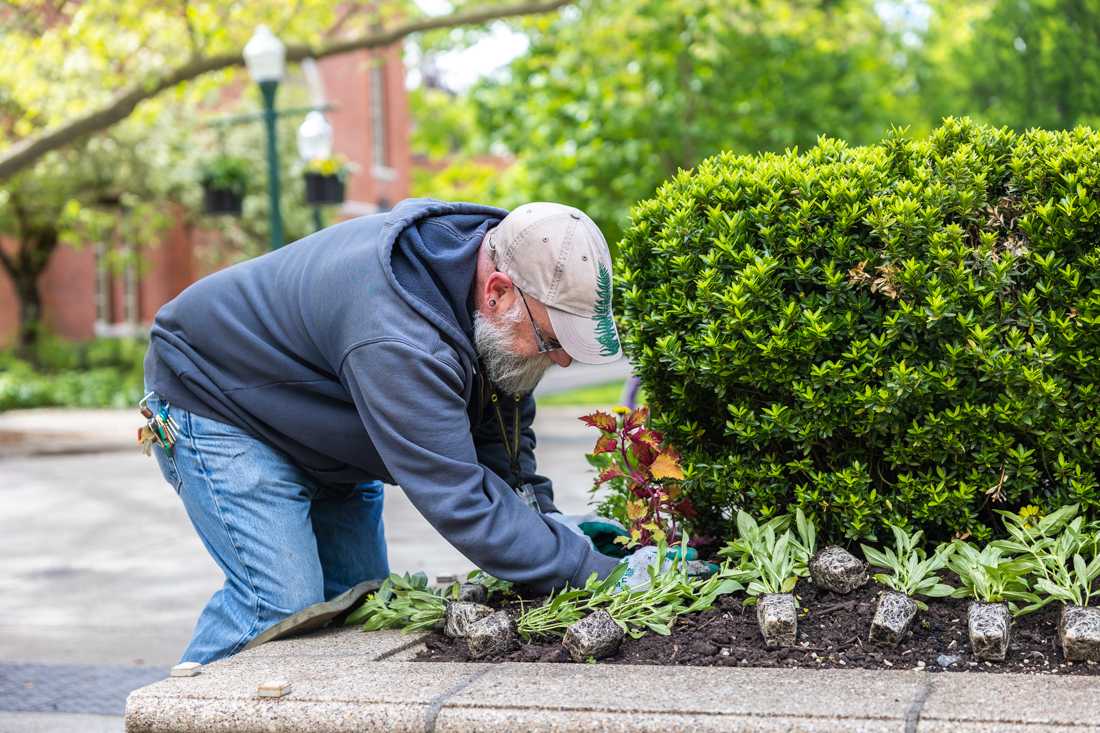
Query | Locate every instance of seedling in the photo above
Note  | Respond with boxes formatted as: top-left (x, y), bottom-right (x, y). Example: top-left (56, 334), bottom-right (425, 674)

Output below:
top-left (949, 541), bottom-right (1037, 661)
top-left (861, 526), bottom-right (955, 610)
top-left (993, 504), bottom-right (1100, 613)
top-left (719, 510), bottom-right (813, 646)
top-left (719, 510), bottom-right (810, 598)
top-left (344, 572), bottom-right (449, 632)
top-left (518, 536), bottom-right (743, 641)
top-left (994, 505), bottom-right (1100, 661)
top-left (861, 525), bottom-right (953, 646)
top-left (346, 570), bottom-right (510, 634)
top-left (947, 542), bottom-right (1038, 609)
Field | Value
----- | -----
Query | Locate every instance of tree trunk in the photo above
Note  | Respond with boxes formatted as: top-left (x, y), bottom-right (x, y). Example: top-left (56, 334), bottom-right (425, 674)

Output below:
top-left (13, 269), bottom-right (43, 357)
top-left (0, 224), bottom-right (60, 359)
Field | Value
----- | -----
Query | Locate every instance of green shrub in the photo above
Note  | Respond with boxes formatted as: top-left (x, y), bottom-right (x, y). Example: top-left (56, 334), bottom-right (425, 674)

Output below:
top-left (0, 336), bottom-right (147, 411)
top-left (617, 118), bottom-right (1100, 545)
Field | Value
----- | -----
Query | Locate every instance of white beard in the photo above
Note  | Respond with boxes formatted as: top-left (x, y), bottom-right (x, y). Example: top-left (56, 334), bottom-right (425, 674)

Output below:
top-left (473, 305), bottom-right (554, 397)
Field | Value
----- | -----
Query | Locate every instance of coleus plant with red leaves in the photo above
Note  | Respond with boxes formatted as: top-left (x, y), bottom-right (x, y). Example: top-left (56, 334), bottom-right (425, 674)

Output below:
top-left (580, 405), bottom-right (697, 547)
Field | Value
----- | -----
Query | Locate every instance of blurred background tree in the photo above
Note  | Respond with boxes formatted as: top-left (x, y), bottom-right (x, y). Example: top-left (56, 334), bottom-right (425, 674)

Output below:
top-left (917, 0), bottom-right (1100, 130)
top-left (462, 0), bottom-right (915, 243)
top-left (6, 0), bottom-right (1100, 356)
top-left (0, 0), bottom-right (568, 353)
top-left (413, 0), bottom-right (1100, 242)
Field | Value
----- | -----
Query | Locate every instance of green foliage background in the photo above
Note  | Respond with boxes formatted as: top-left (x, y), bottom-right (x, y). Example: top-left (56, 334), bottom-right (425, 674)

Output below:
top-left (465, 0), bottom-right (910, 244)
top-left (0, 337), bottom-right (147, 410)
top-left (617, 118), bottom-right (1100, 545)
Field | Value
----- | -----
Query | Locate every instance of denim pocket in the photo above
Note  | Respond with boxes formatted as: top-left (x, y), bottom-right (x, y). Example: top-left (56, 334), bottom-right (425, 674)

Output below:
top-left (153, 442), bottom-right (184, 493)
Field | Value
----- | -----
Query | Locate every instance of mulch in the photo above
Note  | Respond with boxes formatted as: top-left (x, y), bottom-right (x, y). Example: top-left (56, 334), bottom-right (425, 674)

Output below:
top-left (416, 578), bottom-right (1098, 674)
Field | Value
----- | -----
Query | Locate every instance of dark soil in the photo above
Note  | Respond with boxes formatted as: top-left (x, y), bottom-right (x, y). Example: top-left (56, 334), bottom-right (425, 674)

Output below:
top-left (416, 579), bottom-right (1098, 674)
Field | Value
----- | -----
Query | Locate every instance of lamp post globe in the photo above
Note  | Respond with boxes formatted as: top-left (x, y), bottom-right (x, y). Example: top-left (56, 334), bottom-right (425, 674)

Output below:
top-left (297, 111), bottom-right (333, 162)
top-left (244, 25), bottom-right (287, 250)
top-left (243, 25), bottom-right (286, 83)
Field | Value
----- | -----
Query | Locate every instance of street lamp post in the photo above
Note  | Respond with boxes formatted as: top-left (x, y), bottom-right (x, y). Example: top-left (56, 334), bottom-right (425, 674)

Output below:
top-left (297, 110), bottom-right (334, 232)
top-left (243, 25), bottom-right (287, 251)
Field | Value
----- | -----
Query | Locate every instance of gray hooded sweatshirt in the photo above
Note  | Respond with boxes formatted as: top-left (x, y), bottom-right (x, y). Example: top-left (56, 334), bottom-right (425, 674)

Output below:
top-left (144, 198), bottom-right (619, 593)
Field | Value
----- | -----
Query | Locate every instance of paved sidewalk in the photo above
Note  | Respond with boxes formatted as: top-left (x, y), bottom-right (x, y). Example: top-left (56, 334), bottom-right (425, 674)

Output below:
top-left (125, 626), bottom-right (1100, 732)
top-left (0, 391), bottom-right (622, 729)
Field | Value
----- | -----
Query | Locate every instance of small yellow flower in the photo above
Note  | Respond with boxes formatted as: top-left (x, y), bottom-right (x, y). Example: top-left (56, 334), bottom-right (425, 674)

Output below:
top-left (611, 405), bottom-right (631, 415)
top-left (1018, 505), bottom-right (1042, 526)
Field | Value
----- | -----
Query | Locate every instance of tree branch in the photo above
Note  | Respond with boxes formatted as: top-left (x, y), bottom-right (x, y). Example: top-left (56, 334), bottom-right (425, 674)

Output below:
top-left (0, 0), bottom-right (571, 183)
top-left (181, 0), bottom-right (203, 58)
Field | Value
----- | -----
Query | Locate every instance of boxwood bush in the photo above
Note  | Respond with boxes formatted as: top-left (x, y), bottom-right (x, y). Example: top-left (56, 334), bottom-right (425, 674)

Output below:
top-left (617, 118), bottom-right (1100, 544)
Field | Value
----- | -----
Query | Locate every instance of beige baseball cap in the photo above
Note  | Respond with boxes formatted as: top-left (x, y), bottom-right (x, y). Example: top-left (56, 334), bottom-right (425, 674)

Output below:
top-left (486, 202), bottom-right (623, 365)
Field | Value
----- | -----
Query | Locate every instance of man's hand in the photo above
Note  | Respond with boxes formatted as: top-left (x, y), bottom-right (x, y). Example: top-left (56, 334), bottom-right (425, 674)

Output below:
top-left (614, 545), bottom-right (716, 593)
top-left (546, 512), bottom-right (630, 556)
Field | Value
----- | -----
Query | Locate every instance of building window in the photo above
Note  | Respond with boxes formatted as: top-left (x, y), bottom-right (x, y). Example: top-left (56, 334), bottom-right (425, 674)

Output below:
top-left (94, 241), bottom-right (112, 326)
top-left (94, 238), bottom-right (142, 338)
top-left (369, 61), bottom-right (391, 171)
top-left (123, 242), bottom-right (140, 326)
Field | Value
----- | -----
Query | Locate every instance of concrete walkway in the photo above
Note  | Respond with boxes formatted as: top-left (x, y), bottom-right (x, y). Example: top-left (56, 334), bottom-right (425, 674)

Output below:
top-left (0, 364), bottom-right (629, 732)
top-left (124, 626), bottom-right (1100, 732)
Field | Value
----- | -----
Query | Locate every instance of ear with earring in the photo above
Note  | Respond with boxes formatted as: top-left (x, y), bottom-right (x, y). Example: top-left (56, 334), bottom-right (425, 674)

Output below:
top-left (489, 298), bottom-right (496, 307)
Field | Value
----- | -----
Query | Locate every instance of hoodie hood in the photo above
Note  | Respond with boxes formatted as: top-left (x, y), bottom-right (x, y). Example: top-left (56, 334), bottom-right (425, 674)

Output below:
top-left (380, 198), bottom-right (508, 361)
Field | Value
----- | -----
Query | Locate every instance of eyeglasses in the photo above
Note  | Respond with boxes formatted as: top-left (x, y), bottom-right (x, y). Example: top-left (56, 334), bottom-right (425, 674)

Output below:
top-left (515, 286), bottom-right (563, 353)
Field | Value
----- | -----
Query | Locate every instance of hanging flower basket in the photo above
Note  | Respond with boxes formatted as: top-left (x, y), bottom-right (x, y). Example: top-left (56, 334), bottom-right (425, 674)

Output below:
top-left (303, 156), bottom-right (349, 206)
top-left (202, 184), bottom-right (244, 216)
top-left (199, 155), bottom-right (250, 217)
top-left (303, 172), bottom-right (346, 206)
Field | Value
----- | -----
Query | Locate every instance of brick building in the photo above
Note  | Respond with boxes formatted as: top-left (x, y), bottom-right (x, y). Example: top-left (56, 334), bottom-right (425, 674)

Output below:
top-left (0, 46), bottom-right (410, 346)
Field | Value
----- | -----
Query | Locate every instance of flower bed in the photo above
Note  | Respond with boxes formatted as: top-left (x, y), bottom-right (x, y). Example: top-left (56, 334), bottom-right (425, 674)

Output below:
top-left (351, 502), bottom-right (1099, 675)
top-left (415, 576), bottom-right (1096, 675)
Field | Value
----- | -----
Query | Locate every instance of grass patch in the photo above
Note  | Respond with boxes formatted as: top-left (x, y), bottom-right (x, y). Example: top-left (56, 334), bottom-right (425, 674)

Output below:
top-left (537, 379), bottom-right (638, 407)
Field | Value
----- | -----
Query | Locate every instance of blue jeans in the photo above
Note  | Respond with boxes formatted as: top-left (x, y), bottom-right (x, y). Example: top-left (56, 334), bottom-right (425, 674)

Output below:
top-left (144, 392), bottom-right (389, 664)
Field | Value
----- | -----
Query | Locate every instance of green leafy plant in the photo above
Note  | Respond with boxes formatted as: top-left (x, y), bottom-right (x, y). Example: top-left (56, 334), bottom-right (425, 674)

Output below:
top-left (719, 510), bottom-right (813, 599)
top-left (791, 508), bottom-right (817, 576)
top-left (947, 542), bottom-right (1039, 612)
top-left (518, 537), bottom-right (743, 640)
top-left (517, 565), bottom-right (624, 639)
top-left (581, 406), bottom-right (696, 547)
top-left (861, 525), bottom-right (955, 610)
top-left (617, 118), bottom-right (1100, 544)
top-left (994, 504), bottom-right (1100, 612)
top-left (200, 155), bottom-right (250, 195)
top-left (346, 570), bottom-right (516, 633)
top-left (345, 572), bottom-right (450, 633)
top-left (0, 336), bottom-right (147, 411)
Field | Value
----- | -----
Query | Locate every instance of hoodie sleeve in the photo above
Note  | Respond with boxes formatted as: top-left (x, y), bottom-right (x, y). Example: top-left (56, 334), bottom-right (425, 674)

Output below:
top-left (471, 391), bottom-right (559, 514)
top-left (340, 339), bottom-right (619, 592)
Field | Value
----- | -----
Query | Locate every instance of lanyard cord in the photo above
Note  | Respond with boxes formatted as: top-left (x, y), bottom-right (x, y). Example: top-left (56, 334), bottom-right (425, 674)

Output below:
top-left (489, 388), bottom-right (523, 488)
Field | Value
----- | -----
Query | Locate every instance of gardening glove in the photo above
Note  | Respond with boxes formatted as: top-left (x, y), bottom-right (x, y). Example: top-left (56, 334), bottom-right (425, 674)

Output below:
top-left (546, 512), bottom-right (631, 557)
top-left (613, 545), bottom-right (717, 593)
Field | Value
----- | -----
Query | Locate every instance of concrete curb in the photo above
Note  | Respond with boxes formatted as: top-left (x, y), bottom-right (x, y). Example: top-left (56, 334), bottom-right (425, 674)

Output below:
top-left (124, 626), bottom-right (1100, 732)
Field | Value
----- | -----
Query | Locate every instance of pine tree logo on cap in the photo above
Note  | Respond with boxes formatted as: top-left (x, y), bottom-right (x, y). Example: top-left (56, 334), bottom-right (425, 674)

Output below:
top-left (593, 263), bottom-right (620, 357)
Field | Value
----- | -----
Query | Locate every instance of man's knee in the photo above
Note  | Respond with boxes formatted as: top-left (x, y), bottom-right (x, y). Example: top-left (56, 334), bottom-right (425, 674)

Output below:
top-left (261, 578), bottom-right (325, 618)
